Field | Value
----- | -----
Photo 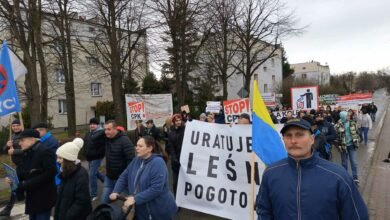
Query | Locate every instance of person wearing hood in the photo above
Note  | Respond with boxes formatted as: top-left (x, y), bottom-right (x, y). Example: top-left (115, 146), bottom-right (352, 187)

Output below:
top-left (92, 120), bottom-right (135, 203)
top-left (54, 138), bottom-right (92, 220)
top-left (110, 136), bottom-right (177, 219)
top-left (335, 111), bottom-right (360, 184)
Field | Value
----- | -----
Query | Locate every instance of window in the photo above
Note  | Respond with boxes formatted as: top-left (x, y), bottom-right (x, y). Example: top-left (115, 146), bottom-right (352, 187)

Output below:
top-left (272, 75), bottom-right (275, 83)
top-left (302, 67), bottom-right (306, 70)
top-left (58, 100), bottom-right (67, 114)
top-left (89, 27), bottom-right (95, 33)
top-left (263, 66), bottom-right (267, 72)
top-left (86, 56), bottom-right (98, 65)
top-left (264, 84), bottom-right (268, 93)
top-left (91, 83), bottom-right (102, 96)
top-left (302, 73), bottom-right (307, 79)
top-left (254, 74), bottom-right (258, 81)
top-left (271, 58), bottom-right (275, 67)
top-left (56, 68), bottom-right (65, 83)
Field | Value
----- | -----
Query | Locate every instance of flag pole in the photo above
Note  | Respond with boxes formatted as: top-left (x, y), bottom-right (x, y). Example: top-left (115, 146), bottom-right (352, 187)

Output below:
top-left (8, 115), bottom-right (12, 140)
top-left (250, 152), bottom-right (255, 220)
top-left (18, 112), bottom-right (24, 130)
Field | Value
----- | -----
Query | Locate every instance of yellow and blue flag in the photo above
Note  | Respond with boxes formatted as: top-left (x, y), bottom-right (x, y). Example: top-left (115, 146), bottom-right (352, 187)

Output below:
top-left (252, 80), bottom-right (286, 165)
top-left (0, 41), bottom-right (21, 117)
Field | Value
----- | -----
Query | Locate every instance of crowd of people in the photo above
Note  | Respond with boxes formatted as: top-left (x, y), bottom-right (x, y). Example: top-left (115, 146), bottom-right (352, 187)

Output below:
top-left (0, 101), bottom-right (378, 219)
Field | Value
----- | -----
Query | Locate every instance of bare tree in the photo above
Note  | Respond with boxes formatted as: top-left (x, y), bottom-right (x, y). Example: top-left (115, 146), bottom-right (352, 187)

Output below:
top-left (232, 0), bottom-right (301, 96)
top-left (76, 0), bottom-right (148, 126)
top-left (46, 0), bottom-right (77, 136)
top-left (151, 0), bottom-right (213, 107)
top-left (200, 0), bottom-right (239, 100)
top-left (0, 0), bottom-right (49, 124)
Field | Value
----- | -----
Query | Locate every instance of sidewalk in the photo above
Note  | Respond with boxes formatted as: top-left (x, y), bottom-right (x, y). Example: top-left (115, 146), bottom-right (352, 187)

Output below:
top-left (362, 102), bottom-right (390, 220)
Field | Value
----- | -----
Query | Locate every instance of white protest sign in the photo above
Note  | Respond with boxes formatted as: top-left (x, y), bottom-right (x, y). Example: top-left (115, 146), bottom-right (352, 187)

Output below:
top-left (125, 94), bottom-right (173, 130)
top-left (291, 86), bottom-right (319, 110)
top-left (206, 101), bottom-right (221, 113)
top-left (272, 110), bottom-right (300, 121)
top-left (261, 93), bottom-right (276, 107)
top-left (176, 120), bottom-right (265, 220)
top-left (223, 98), bottom-right (251, 123)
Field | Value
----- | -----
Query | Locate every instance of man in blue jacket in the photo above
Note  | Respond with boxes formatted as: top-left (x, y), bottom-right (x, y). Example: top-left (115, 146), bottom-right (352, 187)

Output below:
top-left (32, 122), bottom-right (59, 154)
top-left (255, 118), bottom-right (369, 220)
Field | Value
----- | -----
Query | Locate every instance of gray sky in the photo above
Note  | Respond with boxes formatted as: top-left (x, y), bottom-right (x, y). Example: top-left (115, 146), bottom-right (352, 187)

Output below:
top-left (283, 0), bottom-right (390, 74)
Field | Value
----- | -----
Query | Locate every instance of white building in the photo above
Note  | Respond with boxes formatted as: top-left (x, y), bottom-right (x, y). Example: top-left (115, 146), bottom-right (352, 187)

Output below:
top-left (1, 12), bottom-right (148, 129)
top-left (291, 61), bottom-right (331, 85)
top-left (190, 43), bottom-right (283, 101)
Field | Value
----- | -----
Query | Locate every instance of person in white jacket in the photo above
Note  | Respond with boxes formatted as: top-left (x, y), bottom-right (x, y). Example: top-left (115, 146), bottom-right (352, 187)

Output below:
top-left (357, 108), bottom-right (372, 145)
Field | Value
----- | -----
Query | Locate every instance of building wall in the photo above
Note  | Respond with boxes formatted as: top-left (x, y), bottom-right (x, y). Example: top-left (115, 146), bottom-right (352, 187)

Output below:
top-left (291, 61), bottom-right (331, 85)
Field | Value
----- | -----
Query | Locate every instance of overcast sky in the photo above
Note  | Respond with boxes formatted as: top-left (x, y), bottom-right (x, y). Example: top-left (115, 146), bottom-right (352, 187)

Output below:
top-left (283, 0), bottom-right (390, 74)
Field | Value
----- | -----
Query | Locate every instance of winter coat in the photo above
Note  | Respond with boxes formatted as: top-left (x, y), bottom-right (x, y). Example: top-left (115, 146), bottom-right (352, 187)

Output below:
top-left (113, 154), bottom-right (177, 220)
top-left (54, 164), bottom-right (92, 220)
top-left (83, 128), bottom-right (105, 161)
top-left (93, 130), bottom-right (135, 180)
top-left (16, 142), bottom-right (57, 214)
top-left (134, 125), bottom-right (146, 144)
top-left (3, 131), bottom-right (23, 166)
top-left (357, 113), bottom-right (372, 129)
top-left (317, 120), bottom-right (337, 144)
top-left (144, 125), bottom-right (161, 142)
top-left (40, 132), bottom-right (59, 155)
top-left (312, 129), bottom-right (328, 159)
top-left (256, 154), bottom-right (369, 220)
top-left (335, 119), bottom-right (359, 152)
top-left (166, 126), bottom-right (185, 162)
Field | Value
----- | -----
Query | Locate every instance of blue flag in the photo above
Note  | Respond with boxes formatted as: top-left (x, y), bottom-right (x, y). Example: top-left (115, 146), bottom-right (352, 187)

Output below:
top-left (0, 41), bottom-right (21, 116)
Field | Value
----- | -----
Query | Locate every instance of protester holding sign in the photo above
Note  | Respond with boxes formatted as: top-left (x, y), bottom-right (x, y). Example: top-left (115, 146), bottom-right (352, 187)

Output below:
top-left (0, 120), bottom-right (23, 217)
top-left (109, 136), bottom-right (177, 219)
top-left (255, 119), bottom-right (368, 219)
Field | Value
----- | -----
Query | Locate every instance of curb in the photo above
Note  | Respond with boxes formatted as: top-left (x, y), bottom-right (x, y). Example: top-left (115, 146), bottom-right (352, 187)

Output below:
top-left (360, 99), bottom-right (389, 192)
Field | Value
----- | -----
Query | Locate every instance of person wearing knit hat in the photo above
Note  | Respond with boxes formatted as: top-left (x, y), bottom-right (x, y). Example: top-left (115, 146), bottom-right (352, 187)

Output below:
top-left (4, 129), bottom-right (57, 219)
top-left (83, 118), bottom-right (106, 201)
top-left (0, 120), bottom-right (24, 217)
top-left (54, 138), bottom-right (92, 220)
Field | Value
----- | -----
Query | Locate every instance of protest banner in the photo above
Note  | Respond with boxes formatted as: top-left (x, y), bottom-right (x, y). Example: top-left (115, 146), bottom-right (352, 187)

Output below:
top-left (319, 94), bottom-right (338, 105)
top-left (176, 120), bottom-right (266, 219)
top-left (223, 98), bottom-right (251, 123)
top-left (291, 86), bottom-right (319, 110)
top-left (2, 163), bottom-right (19, 191)
top-left (206, 101), bottom-right (221, 113)
top-left (261, 93), bottom-right (276, 107)
top-left (125, 94), bottom-right (173, 130)
top-left (271, 109), bottom-right (300, 121)
top-left (336, 93), bottom-right (373, 106)
top-left (127, 101), bottom-right (146, 120)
